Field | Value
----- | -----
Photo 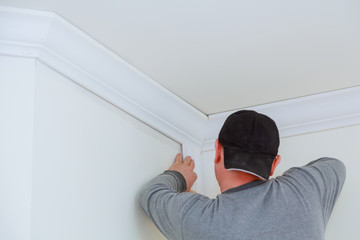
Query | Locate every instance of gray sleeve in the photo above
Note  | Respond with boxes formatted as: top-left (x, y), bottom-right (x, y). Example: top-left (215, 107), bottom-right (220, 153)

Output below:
top-left (284, 157), bottom-right (346, 224)
top-left (138, 170), bottom-right (209, 240)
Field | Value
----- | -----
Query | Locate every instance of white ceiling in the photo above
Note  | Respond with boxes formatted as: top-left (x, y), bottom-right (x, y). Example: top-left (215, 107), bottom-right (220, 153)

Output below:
top-left (1, 0), bottom-right (360, 115)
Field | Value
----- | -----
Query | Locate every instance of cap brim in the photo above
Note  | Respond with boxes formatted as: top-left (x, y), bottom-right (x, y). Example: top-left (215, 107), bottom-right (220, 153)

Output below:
top-left (223, 147), bottom-right (274, 180)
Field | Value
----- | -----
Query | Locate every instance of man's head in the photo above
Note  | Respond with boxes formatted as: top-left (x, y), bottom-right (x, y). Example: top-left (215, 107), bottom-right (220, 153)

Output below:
top-left (216, 110), bottom-right (280, 181)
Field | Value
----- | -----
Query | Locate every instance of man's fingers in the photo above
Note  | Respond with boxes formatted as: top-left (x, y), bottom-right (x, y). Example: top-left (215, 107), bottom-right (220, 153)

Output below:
top-left (175, 153), bottom-right (182, 164)
top-left (184, 156), bottom-right (195, 169)
top-left (184, 156), bottom-right (192, 165)
top-left (189, 159), bottom-right (195, 169)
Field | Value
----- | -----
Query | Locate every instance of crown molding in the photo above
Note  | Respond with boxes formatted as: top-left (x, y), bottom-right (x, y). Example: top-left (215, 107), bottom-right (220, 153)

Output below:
top-left (202, 86), bottom-right (360, 151)
top-left (1, 6), bottom-right (360, 157)
top-left (0, 6), bottom-right (208, 150)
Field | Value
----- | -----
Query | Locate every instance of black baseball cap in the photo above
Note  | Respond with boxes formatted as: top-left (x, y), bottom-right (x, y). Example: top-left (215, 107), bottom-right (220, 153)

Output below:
top-left (218, 110), bottom-right (280, 180)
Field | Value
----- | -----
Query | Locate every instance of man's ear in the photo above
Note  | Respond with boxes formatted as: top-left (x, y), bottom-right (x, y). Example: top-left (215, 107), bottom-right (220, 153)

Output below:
top-left (270, 155), bottom-right (281, 176)
top-left (214, 139), bottom-right (222, 163)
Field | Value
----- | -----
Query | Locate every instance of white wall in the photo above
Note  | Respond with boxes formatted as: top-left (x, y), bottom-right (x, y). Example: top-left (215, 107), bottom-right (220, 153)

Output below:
top-left (0, 56), bottom-right (181, 239)
top-left (0, 56), bottom-right (35, 240)
top-left (201, 125), bottom-right (360, 240)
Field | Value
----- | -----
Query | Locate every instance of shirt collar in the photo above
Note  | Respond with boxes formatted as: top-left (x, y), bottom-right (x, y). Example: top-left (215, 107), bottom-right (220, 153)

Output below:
top-left (222, 180), bottom-right (266, 194)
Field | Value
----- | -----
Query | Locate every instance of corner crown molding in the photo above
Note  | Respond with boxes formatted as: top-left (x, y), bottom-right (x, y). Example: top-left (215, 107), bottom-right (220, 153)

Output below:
top-left (0, 6), bottom-right (208, 149)
top-left (203, 86), bottom-right (360, 151)
top-left (1, 6), bottom-right (360, 155)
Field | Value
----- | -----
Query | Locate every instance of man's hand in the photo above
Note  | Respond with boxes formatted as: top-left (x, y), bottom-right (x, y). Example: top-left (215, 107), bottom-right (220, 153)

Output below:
top-left (169, 153), bottom-right (197, 192)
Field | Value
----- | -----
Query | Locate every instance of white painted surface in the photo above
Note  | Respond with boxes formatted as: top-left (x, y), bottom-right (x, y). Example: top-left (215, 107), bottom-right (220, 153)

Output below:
top-left (1, 2), bottom-right (360, 114)
top-left (2, 7), bottom-right (360, 153)
top-left (200, 150), bottom-right (219, 199)
top-left (0, 7), bottom-right (208, 148)
top-left (1, 7), bottom-right (360, 237)
top-left (0, 55), bottom-right (183, 239)
top-left (203, 87), bottom-right (360, 151)
top-left (0, 56), bottom-right (35, 240)
top-left (30, 62), bottom-right (180, 239)
top-left (201, 124), bottom-right (360, 239)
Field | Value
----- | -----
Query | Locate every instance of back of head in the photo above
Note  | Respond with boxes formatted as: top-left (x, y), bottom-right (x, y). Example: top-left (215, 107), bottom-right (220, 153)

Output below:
top-left (218, 110), bottom-right (280, 180)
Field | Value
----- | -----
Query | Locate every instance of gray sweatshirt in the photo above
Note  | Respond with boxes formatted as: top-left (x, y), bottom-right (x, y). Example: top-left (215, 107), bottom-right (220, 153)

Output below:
top-left (139, 158), bottom-right (346, 240)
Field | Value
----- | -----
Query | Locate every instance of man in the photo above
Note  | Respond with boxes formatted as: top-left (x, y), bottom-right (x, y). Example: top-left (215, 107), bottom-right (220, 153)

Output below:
top-left (139, 110), bottom-right (346, 240)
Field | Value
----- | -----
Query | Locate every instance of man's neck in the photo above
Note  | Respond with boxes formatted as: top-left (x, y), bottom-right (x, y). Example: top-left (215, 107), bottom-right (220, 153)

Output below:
top-left (219, 171), bottom-right (262, 193)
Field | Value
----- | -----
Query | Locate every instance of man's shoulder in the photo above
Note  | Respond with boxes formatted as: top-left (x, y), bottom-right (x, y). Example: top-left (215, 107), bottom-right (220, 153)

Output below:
top-left (280, 157), bottom-right (346, 197)
top-left (304, 157), bottom-right (346, 181)
top-left (284, 157), bottom-right (345, 178)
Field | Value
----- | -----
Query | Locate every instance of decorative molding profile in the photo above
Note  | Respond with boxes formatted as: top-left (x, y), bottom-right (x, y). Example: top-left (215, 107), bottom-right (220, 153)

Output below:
top-left (0, 6), bottom-right (207, 193)
top-left (1, 6), bottom-right (360, 157)
top-left (203, 86), bottom-right (360, 151)
top-left (0, 6), bottom-right (208, 149)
